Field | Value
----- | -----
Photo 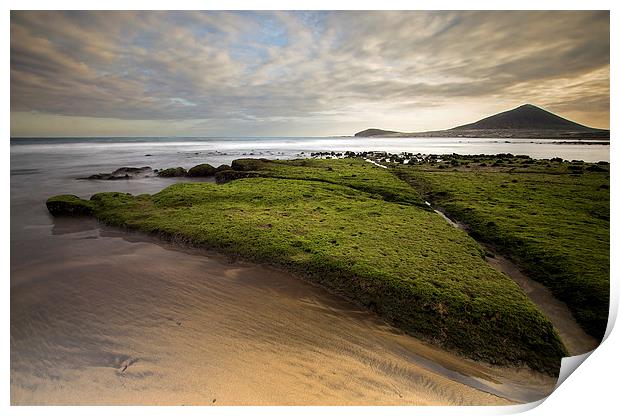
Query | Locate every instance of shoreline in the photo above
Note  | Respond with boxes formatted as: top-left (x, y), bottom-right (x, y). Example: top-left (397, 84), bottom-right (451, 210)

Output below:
top-left (12, 216), bottom-right (548, 405)
top-left (45, 157), bottom-right (571, 375)
top-left (80, 194), bottom-right (592, 383)
top-left (53, 219), bottom-right (561, 404)
top-left (31, 153), bottom-right (609, 404)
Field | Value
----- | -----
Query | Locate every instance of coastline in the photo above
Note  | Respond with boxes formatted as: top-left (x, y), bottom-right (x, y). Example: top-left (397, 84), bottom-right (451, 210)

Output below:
top-left (11, 223), bottom-right (555, 406)
top-left (45, 157), bottom-right (576, 375)
top-left (12, 144), bottom-right (609, 405)
top-left (12, 219), bottom-right (548, 405)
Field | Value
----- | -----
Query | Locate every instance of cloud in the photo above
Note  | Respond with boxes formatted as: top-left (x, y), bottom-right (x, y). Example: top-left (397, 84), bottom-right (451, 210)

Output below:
top-left (10, 11), bottom-right (610, 135)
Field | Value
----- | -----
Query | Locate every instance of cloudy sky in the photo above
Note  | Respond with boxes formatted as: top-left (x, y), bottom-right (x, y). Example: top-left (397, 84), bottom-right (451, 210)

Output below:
top-left (11, 11), bottom-right (609, 137)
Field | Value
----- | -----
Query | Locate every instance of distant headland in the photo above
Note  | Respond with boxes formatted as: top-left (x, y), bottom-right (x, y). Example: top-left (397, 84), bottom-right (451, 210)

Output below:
top-left (354, 104), bottom-right (610, 139)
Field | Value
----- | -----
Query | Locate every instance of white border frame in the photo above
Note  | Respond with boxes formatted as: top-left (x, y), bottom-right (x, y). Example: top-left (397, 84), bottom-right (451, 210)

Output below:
top-left (3, 2), bottom-right (616, 415)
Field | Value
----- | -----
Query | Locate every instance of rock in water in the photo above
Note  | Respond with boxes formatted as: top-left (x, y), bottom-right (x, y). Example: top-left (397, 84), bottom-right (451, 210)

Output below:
top-left (157, 167), bottom-right (187, 177)
top-left (109, 166), bottom-right (153, 179)
top-left (82, 166), bottom-right (153, 180)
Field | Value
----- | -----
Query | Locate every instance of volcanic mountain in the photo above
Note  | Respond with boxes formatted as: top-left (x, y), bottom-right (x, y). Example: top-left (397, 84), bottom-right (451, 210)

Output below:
top-left (354, 104), bottom-right (609, 139)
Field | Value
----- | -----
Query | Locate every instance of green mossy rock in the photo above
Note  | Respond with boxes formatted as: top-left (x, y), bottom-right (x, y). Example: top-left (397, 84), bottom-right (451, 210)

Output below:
top-left (46, 195), bottom-right (94, 216)
top-left (394, 158), bottom-right (610, 340)
top-left (157, 167), bottom-right (187, 177)
top-left (216, 164), bottom-right (232, 172)
top-left (231, 158), bottom-right (271, 171)
top-left (188, 163), bottom-right (216, 177)
top-left (215, 170), bottom-right (261, 184)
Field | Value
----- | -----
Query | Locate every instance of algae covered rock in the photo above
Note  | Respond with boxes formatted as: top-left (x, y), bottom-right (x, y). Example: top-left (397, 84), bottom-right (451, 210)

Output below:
top-left (231, 158), bottom-right (270, 171)
top-left (187, 163), bottom-right (216, 177)
top-left (215, 170), bottom-right (261, 184)
top-left (157, 167), bottom-right (187, 177)
top-left (216, 164), bottom-right (232, 172)
top-left (46, 195), bottom-right (94, 216)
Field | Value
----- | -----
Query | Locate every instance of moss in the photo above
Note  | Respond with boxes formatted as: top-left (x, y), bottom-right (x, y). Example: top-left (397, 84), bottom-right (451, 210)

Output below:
top-left (46, 194), bottom-right (94, 216)
top-left (47, 158), bottom-right (567, 374)
top-left (187, 163), bottom-right (216, 177)
top-left (215, 170), bottom-right (261, 184)
top-left (216, 164), bottom-right (232, 172)
top-left (394, 158), bottom-right (610, 340)
top-left (226, 158), bottom-right (427, 208)
top-left (231, 158), bottom-right (271, 171)
top-left (586, 164), bottom-right (608, 172)
top-left (157, 167), bottom-right (187, 177)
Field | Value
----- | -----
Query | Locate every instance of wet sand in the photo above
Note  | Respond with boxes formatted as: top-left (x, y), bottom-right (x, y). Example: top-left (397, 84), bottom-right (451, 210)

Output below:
top-left (11, 217), bottom-right (558, 405)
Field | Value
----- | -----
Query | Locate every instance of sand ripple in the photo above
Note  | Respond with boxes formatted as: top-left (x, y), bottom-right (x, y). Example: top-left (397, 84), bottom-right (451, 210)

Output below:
top-left (11, 219), bottom-right (556, 405)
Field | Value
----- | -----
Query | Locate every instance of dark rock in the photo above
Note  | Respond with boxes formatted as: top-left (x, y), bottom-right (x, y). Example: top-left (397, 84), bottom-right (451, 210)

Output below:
top-left (112, 167), bottom-right (152, 176)
top-left (81, 166), bottom-right (152, 180)
top-left (87, 174), bottom-right (106, 180)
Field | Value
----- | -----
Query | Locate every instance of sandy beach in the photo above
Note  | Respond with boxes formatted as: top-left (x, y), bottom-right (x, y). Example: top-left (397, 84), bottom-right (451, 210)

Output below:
top-left (12, 217), bottom-right (557, 405)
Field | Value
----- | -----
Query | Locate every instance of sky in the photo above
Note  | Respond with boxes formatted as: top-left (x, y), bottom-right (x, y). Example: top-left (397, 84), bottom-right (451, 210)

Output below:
top-left (10, 10), bottom-right (610, 137)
